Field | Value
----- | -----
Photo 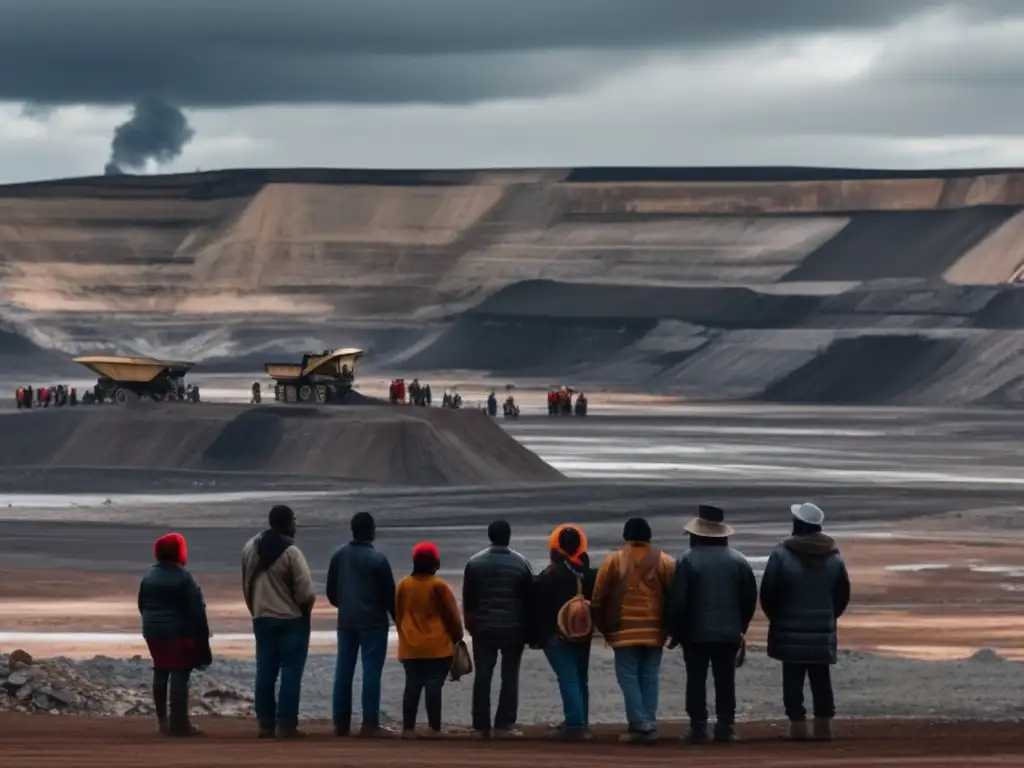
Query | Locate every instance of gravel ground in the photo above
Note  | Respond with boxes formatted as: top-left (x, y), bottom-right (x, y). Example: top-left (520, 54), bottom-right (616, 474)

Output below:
top-left (58, 646), bottom-right (1024, 725)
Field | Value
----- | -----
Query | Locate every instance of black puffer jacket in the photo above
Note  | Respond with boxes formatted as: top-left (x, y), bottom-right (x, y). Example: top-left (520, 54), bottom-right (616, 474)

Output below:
top-left (759, 533), bottom-right (851, 664)
top-left (463, 545), bottom-right (535, 645)
top-left (667, 538), bottom-right (757, 645)
top-left (534, 557), bottom-right (597, 646)
top-left (138, 563), bottom-right (210, 640)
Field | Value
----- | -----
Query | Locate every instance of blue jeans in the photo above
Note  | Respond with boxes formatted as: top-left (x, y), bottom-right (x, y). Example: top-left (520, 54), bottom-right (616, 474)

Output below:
top-left (613, 646), bottom-right (662, 732)
top-left (332, 627), bottom-right (389, 729)
top-left (543, 639), bottom-right (591, 729)
top-left (253, 617), bottom-right (310, 730)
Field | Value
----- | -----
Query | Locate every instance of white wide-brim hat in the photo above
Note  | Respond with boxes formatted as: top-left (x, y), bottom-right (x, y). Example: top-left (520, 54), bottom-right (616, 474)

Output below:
top-left (791, 502), bottom-right (825, 526)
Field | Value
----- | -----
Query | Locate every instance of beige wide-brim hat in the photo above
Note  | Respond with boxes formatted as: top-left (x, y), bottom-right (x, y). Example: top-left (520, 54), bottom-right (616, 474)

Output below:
top-left (684, 504), bottom-right (735, 538)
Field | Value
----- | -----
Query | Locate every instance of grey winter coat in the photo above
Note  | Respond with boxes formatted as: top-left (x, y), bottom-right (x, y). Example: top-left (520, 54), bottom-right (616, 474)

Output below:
top-left (759, 533), bottom-right (851, 664)
top-left (667, 541), bottom-right (758, 645)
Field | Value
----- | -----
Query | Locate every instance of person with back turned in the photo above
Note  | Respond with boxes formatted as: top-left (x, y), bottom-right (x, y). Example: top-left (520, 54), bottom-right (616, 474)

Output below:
top-left (138, 533), bottom-right (211, 737)
top-left (534, 524), bottom-right (597, 740)
top-left (241, 505), bottom-right (316, 739)
top-left (326, 511), bottom-right (397, 737)
top-left (462, 519), bottom-right (535, 739)
top-left (667, 504), bottom-right (757, 744)
top-left (760, 502), bottom-right (851, 742)
top-left (590, 517), bottom-right (675, 744)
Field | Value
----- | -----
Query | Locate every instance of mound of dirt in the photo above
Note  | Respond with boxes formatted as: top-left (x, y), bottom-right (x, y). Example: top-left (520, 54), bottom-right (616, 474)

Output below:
top-left (0, 404), bottom-right (563, 486)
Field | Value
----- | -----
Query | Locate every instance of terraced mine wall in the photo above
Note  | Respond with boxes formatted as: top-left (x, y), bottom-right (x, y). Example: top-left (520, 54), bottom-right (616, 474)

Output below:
top-left (2, 166), bottom-right (1024, 405)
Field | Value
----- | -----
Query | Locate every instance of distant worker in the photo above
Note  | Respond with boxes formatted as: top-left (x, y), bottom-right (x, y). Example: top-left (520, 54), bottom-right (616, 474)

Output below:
top-left (190, 385), bottom-right (201, 403)
top-left (397, 378), bottom-right (406, 405)
top-left (251, 382), bottom-right (262, 405)
top-left (423, 383), bottom-right (432, 407)
top-left (24, 385), bottom-right (32, 409)
top-left (93, 383), bottom-right (102, 403)
top-left (487, 391), bottom-right (498, 417)
top-left (574, 392), bottom-right (588, 417)
top-left (15, 387), bottom-right (22, 410)
top-left (409, 379), bottom-right (422, 407)
top-left (503, 396), bottom-right (519, 419)
top-left (69, 387), bottom-right (78, 406)
top-left (389, 380), bottom-right (399, 404)
top-left (547, 390), bottom-right (557, 416)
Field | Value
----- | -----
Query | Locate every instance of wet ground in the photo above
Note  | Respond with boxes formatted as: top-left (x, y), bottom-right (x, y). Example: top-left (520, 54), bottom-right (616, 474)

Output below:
top-left (0, 405), bottom-right (1023, 659)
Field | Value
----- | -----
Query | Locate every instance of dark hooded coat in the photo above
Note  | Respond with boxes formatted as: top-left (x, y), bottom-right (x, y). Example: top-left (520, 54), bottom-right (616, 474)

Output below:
top-left (759, 532), bottom-right (851, 664)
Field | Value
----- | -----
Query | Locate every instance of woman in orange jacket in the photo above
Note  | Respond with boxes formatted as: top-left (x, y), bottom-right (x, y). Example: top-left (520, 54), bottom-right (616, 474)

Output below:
top-left (394, 542), bottom-right (464, 737)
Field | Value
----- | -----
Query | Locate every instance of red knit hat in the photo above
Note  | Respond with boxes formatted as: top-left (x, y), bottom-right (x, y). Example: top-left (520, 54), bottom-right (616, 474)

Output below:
top-left (412, 541), bottom-right (440, 562)
top-left (154, 533), bottom-right (187, 565)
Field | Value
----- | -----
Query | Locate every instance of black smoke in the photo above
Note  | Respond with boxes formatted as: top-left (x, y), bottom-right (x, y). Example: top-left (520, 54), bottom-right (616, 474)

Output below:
top-left (103, 99), bottom-right (195, 176)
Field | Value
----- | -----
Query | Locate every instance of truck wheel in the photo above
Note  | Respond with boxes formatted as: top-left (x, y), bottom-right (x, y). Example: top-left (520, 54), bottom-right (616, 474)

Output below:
top-left (114, 389), bottom-right (130, 404)
top-left (298, 385), bottom-right (313, 402)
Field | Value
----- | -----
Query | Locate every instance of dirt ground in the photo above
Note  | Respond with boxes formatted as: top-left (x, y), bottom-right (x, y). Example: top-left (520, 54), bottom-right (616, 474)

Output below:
top-left (0, 715), bottom-right (1020, 766)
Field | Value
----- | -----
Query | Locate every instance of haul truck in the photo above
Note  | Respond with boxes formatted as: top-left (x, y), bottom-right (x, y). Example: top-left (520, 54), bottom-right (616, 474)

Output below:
top-left (265, 348), bottom-right (364, 404)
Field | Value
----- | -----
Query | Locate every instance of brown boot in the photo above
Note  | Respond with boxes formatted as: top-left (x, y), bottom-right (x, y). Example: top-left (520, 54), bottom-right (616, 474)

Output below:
top-left (789, 720), bottom-right (809, 741)
top-left (813, 718), bottom-right (832, 741)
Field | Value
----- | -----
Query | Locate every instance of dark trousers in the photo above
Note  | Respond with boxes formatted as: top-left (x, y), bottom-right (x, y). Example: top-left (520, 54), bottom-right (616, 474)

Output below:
top-left (332, 626), bottom-right (389, 730)
top-left (471, 638), bottom-right (524, 731)
top-left (783, 662), bottom-right (835, 720)
top-left (683, 642), bottom-right (739, 730)
top-left (402, 657), bottom-right (452, 731)
top-left (152, 668), bottom-right (193, 731)
top-left (253, 617), bottom-right (310, 730)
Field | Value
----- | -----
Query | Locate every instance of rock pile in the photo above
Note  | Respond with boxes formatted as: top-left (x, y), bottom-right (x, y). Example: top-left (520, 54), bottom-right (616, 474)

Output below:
top-left (0, 650), bottom-right (255, 717)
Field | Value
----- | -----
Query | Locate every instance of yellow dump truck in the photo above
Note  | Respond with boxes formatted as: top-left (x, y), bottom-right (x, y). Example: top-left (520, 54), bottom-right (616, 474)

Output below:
top-left (73, 355), bottom-right (198, 403)
top-left (264, 348), bottom-right (364, 404)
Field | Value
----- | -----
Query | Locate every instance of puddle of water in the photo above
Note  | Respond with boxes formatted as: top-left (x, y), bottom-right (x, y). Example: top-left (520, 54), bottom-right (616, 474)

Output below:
top-left (884, 563), bottom-right (950, 573)
top-left (970, 565), bottom-right (1024, 578)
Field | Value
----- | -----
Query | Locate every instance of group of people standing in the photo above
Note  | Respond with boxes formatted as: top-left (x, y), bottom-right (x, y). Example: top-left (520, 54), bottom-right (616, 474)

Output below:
top-left (137, 502), bottom-right (851, 743)
top-left (15, 384), bottom-right (76, 408)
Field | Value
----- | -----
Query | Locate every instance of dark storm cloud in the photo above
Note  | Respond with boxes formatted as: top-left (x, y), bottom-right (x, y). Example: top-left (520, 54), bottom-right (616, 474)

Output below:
top-left (0, 0), bottom-right (1011, 107)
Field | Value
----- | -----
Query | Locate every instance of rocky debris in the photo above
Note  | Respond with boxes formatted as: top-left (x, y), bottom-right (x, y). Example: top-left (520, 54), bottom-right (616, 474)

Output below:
top-left (0, 651), bottom-right (254, 717)
top-left (8, 649), bottom-right (33, 669)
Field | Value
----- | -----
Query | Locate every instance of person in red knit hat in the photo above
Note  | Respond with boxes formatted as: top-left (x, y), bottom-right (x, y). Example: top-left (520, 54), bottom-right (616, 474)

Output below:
top-left (394, 541), bottom-right (464, 738)
top-left (137, 532), bottom-right (212, 737)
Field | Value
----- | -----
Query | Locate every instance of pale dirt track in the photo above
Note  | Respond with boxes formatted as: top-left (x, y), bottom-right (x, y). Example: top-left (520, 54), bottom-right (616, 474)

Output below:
top-left (0, 716), bottom-right (1021, 767)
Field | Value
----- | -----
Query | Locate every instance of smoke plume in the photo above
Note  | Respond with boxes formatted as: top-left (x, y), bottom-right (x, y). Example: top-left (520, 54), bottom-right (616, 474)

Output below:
top-left (104, 99), bottom-right (195, 175)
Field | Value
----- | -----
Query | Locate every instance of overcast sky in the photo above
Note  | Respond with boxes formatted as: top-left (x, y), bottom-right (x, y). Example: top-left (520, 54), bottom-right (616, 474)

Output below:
top-left (0, 0), bottom-right (1022, 182)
